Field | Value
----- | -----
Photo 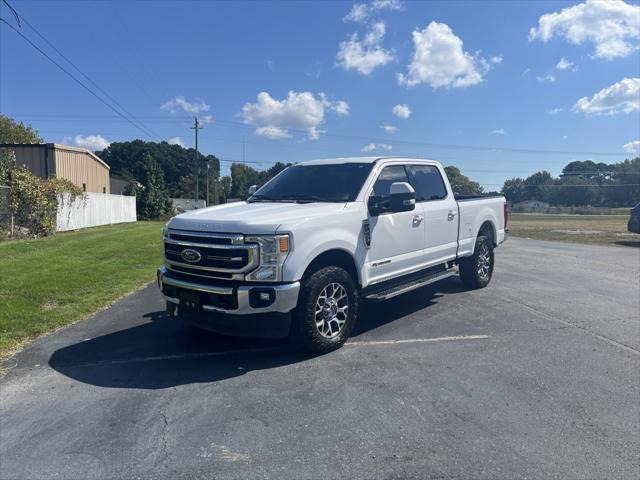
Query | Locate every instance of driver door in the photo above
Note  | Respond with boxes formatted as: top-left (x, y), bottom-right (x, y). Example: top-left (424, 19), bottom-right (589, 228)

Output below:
top-left (365, 164), bottom-right (426, 285)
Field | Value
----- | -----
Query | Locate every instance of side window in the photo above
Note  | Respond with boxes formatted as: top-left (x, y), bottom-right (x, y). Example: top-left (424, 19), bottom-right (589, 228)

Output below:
top-left (407, 165), bottom-right (447, 201)
top-left (371, 165), bottom-right (409, 198)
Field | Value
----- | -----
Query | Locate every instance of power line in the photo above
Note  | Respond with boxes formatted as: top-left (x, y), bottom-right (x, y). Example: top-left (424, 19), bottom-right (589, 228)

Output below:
top-left (1, 1), bottom-right (160, 140)
top-left (6, 113), bottom-right (632, 158)
top-left (0, 16), bottom-right (160, 141)
top-left (1, 0), bottom-right (19, 25)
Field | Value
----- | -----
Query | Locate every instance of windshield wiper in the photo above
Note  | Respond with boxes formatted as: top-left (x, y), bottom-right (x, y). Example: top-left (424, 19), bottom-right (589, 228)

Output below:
top-left (247, 195), bottom-right (295, 203)
top-left (278, 194), bottom-right (331, 203)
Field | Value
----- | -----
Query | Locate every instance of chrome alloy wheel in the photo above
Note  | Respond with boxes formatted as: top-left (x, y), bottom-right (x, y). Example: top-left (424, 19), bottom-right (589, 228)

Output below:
top-left (315, 282), bottom-right (349, 338)
top-left (476, 243), bottom-right (492, 279)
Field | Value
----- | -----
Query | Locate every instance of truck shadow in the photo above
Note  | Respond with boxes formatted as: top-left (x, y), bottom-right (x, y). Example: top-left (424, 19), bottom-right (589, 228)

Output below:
top-left (48, 278), bottom-right (468, 389)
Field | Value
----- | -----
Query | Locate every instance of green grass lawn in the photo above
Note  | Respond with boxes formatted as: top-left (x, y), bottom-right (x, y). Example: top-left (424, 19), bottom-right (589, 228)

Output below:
top-left (0, 222), bottom-right (164, 359)
top-left (509, 214), bottom-right (639, 248)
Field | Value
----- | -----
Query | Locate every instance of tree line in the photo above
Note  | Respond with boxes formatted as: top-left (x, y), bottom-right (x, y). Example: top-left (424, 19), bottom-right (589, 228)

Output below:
top-left (501, 158), bottom-right (640, 207)
top-left (3, 115), bottom-right (638, 224)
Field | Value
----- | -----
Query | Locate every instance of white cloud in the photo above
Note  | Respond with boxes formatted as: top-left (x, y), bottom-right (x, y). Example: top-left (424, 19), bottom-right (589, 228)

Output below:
top-left (167, 136), bottom-right (185, 147)
top-left (546, 107), bottom-right (563, 115)
top-left (381, 124), bottom-right (398, 133)
top-left (240, 91), bottom-right (349, 140)
top-left (572, 77), bottom-right (640, 115)
top-left (397, 22), bottom-right (498, 88)
top-left (529, 0), bottom-right (640, 60)
top-left (536, 74), bottom-right (556, 82)
top-left (392, 104), bottom-right (411, 119)
top-left (255, 126), bottom-right (291, 140)
top-left (491, 128), bottom-right (506, 135)
top-left (556, 57), bottom-right (576, 71)
top-left (623, 140), bottom-right (640, 153)
top-left (343, 0), bottom-right (404, 23)
top-left (344, 3), bottom-right (369, 23)
top-left (489, 55), bottom-right (503, 64)
top-left (201, 115), bottom-right (214, 124)
top-left (160, 96), bottom-right (210, 114)
top-left (361, 143), bottom-right (393, 152)
top-left (336, 22), bottom-right (394, 75)
top-left (66, 134), bottom-right (110, 151)
top-left (328, 99), bottom-right (350, 116)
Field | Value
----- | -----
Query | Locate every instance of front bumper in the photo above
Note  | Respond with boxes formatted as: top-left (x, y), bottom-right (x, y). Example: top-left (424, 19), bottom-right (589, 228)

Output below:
top-left (157, 266), bottom-right (300, 315)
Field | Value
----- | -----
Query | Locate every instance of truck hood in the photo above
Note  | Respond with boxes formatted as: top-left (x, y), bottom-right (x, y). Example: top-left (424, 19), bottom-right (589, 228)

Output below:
top-left (168, 201), bottom-right (347, 235)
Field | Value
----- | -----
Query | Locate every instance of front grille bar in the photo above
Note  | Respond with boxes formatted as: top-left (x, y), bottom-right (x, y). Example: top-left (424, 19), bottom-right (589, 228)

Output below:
top-left (164, 228), bottom-right (259, 281)
top-left (164, 237), bottom-right (249, 250)
top-left (166, 230), bottom-right (243, 244)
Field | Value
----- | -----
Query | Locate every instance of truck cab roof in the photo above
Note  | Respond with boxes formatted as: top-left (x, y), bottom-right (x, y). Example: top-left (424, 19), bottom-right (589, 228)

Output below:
top-left (298, 156), bottom-right (439, 166)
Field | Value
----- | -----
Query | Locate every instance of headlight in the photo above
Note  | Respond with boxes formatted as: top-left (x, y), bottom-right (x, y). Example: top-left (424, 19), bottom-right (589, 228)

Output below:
top-left (245, 234), bottom-right (291, 282)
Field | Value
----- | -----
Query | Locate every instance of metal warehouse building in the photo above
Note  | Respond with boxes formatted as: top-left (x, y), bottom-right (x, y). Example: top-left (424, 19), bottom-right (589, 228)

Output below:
top-left (0, 143), bottom-right (111, 193)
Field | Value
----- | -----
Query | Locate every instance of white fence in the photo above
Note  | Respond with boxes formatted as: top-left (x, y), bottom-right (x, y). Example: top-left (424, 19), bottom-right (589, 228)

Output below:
top-left (56, 192), bottom-right (137, 232)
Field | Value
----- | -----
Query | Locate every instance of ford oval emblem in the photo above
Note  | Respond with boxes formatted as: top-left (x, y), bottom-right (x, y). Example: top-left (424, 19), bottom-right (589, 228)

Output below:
top-left (181, 248), bottom-right (202, 263)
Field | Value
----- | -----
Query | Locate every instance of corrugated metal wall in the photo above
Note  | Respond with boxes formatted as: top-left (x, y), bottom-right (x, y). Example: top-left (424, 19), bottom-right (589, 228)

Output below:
top-left (53, 146), bottom-right (110, 193)
top-left (1, 144), bottom-right (110, 193)
top-left (3, 145), bottom-right (53, 178)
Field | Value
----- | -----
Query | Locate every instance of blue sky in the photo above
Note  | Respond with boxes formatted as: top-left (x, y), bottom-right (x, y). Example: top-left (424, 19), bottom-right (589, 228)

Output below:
top-left (1, 0), bottom-right (639, 188)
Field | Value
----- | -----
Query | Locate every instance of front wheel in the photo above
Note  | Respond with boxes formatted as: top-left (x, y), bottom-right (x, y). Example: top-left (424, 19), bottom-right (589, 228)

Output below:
top-left (291, 266), bottom-right (358, 353)
top-left (459, 235), bottom-right (494, 289)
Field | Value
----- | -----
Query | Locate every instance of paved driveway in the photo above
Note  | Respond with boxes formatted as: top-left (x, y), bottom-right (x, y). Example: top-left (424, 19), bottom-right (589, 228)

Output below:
top-left (1, 238), bottom-right (638, 479)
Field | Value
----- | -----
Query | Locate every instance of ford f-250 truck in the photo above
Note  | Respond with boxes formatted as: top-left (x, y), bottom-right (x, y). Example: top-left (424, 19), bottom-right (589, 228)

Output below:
top-left (158, 157), bottom-right (507, 352)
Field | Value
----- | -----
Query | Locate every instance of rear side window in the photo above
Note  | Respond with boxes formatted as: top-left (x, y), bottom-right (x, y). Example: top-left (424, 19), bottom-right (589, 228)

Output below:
top-left (407, 165), bottom-right (447, 201)
top-left (371, 165), bottom-right (409, 197)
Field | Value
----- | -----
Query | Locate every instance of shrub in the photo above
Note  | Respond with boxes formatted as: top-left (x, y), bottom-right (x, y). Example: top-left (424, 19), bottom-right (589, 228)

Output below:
top-left (0, 148), bottom-right (83, 238)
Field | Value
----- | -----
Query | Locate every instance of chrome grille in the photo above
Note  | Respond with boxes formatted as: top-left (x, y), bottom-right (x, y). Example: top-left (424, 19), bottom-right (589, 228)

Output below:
top-left (164, 229), bottom-right (258, 280)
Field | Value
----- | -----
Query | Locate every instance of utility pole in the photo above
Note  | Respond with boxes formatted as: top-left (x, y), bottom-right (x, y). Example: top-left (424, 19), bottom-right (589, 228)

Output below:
top-left (242, 134), bottom-right (246, 168)
top-left (191, 116), bottom-right (203, 204)
top-left (206, 160), bottom-right (210, 206)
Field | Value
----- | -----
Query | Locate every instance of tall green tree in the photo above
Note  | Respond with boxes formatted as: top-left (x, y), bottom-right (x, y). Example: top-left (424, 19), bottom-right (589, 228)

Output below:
top-left (230, 163), bottom-right (260, 198)
top-left (0, 115), bottom-right (43, 144)
top-left (523, 171), bottom-right (554, 203)
top-left (444, 166), bottom-right (484, 195)
top-left (501, 177), bottom-right (527, 203)
top-left (129, 153), bottom-right (173, 220)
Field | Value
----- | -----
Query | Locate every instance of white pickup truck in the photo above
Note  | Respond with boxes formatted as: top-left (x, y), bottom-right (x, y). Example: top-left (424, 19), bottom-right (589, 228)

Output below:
top-left (158, 157), bottom-right (508, 352)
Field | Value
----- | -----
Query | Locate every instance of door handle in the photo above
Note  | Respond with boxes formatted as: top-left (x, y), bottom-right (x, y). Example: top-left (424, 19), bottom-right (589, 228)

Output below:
top-left (413, 214), bottom-right (424, 225)
top-left (447, 210), bottom-right (457, 221)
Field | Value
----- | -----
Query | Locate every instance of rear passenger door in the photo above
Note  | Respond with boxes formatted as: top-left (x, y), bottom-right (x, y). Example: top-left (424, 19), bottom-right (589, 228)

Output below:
top-left (407, 164), bottom-right (459, 266)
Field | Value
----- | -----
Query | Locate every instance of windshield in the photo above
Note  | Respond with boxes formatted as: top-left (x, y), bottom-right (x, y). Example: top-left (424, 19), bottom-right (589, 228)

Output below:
top-left (249, 163), bottom-right (374, 203)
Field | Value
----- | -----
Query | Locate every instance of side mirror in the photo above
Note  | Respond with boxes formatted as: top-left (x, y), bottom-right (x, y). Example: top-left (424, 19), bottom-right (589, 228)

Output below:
top-left (389, 182), bottom-right (416, 213)
top-left (248, 185), bottom-right (257, 196)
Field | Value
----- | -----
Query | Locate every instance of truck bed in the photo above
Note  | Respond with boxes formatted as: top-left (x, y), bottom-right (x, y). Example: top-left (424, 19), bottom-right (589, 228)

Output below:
top-left (455, 194), bottom-right (504, 201)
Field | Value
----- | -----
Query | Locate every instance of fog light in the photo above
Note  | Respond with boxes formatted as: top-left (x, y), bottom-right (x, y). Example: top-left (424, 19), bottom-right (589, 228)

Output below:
top-left (249, 288), bottom-right (276, 308)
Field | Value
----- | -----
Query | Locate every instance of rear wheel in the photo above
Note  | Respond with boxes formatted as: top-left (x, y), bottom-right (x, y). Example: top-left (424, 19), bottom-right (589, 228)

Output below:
top-left (292, 266), bottom-right (358, 353)
top-left (459, 235), bottom-right (494, 289)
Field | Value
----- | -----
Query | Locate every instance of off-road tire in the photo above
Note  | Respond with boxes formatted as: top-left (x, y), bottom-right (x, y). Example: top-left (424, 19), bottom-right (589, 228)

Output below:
top-left (292, 266), bottom-right (358, 353)
top-left (459, 235), bottom-right (494, 289)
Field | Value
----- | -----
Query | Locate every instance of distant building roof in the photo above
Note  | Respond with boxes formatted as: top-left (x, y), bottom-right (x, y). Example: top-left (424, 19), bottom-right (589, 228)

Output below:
top-left (0, 143), bottom-right (110, 170)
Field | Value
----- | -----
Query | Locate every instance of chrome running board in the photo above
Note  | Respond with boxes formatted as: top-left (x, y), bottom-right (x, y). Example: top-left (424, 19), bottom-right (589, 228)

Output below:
top-left (365, 269), bottom-right (458, 301)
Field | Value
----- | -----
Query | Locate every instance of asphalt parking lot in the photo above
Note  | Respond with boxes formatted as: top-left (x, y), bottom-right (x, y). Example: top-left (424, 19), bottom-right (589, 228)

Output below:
top-left (1, 237), bottom-right (639, 479)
